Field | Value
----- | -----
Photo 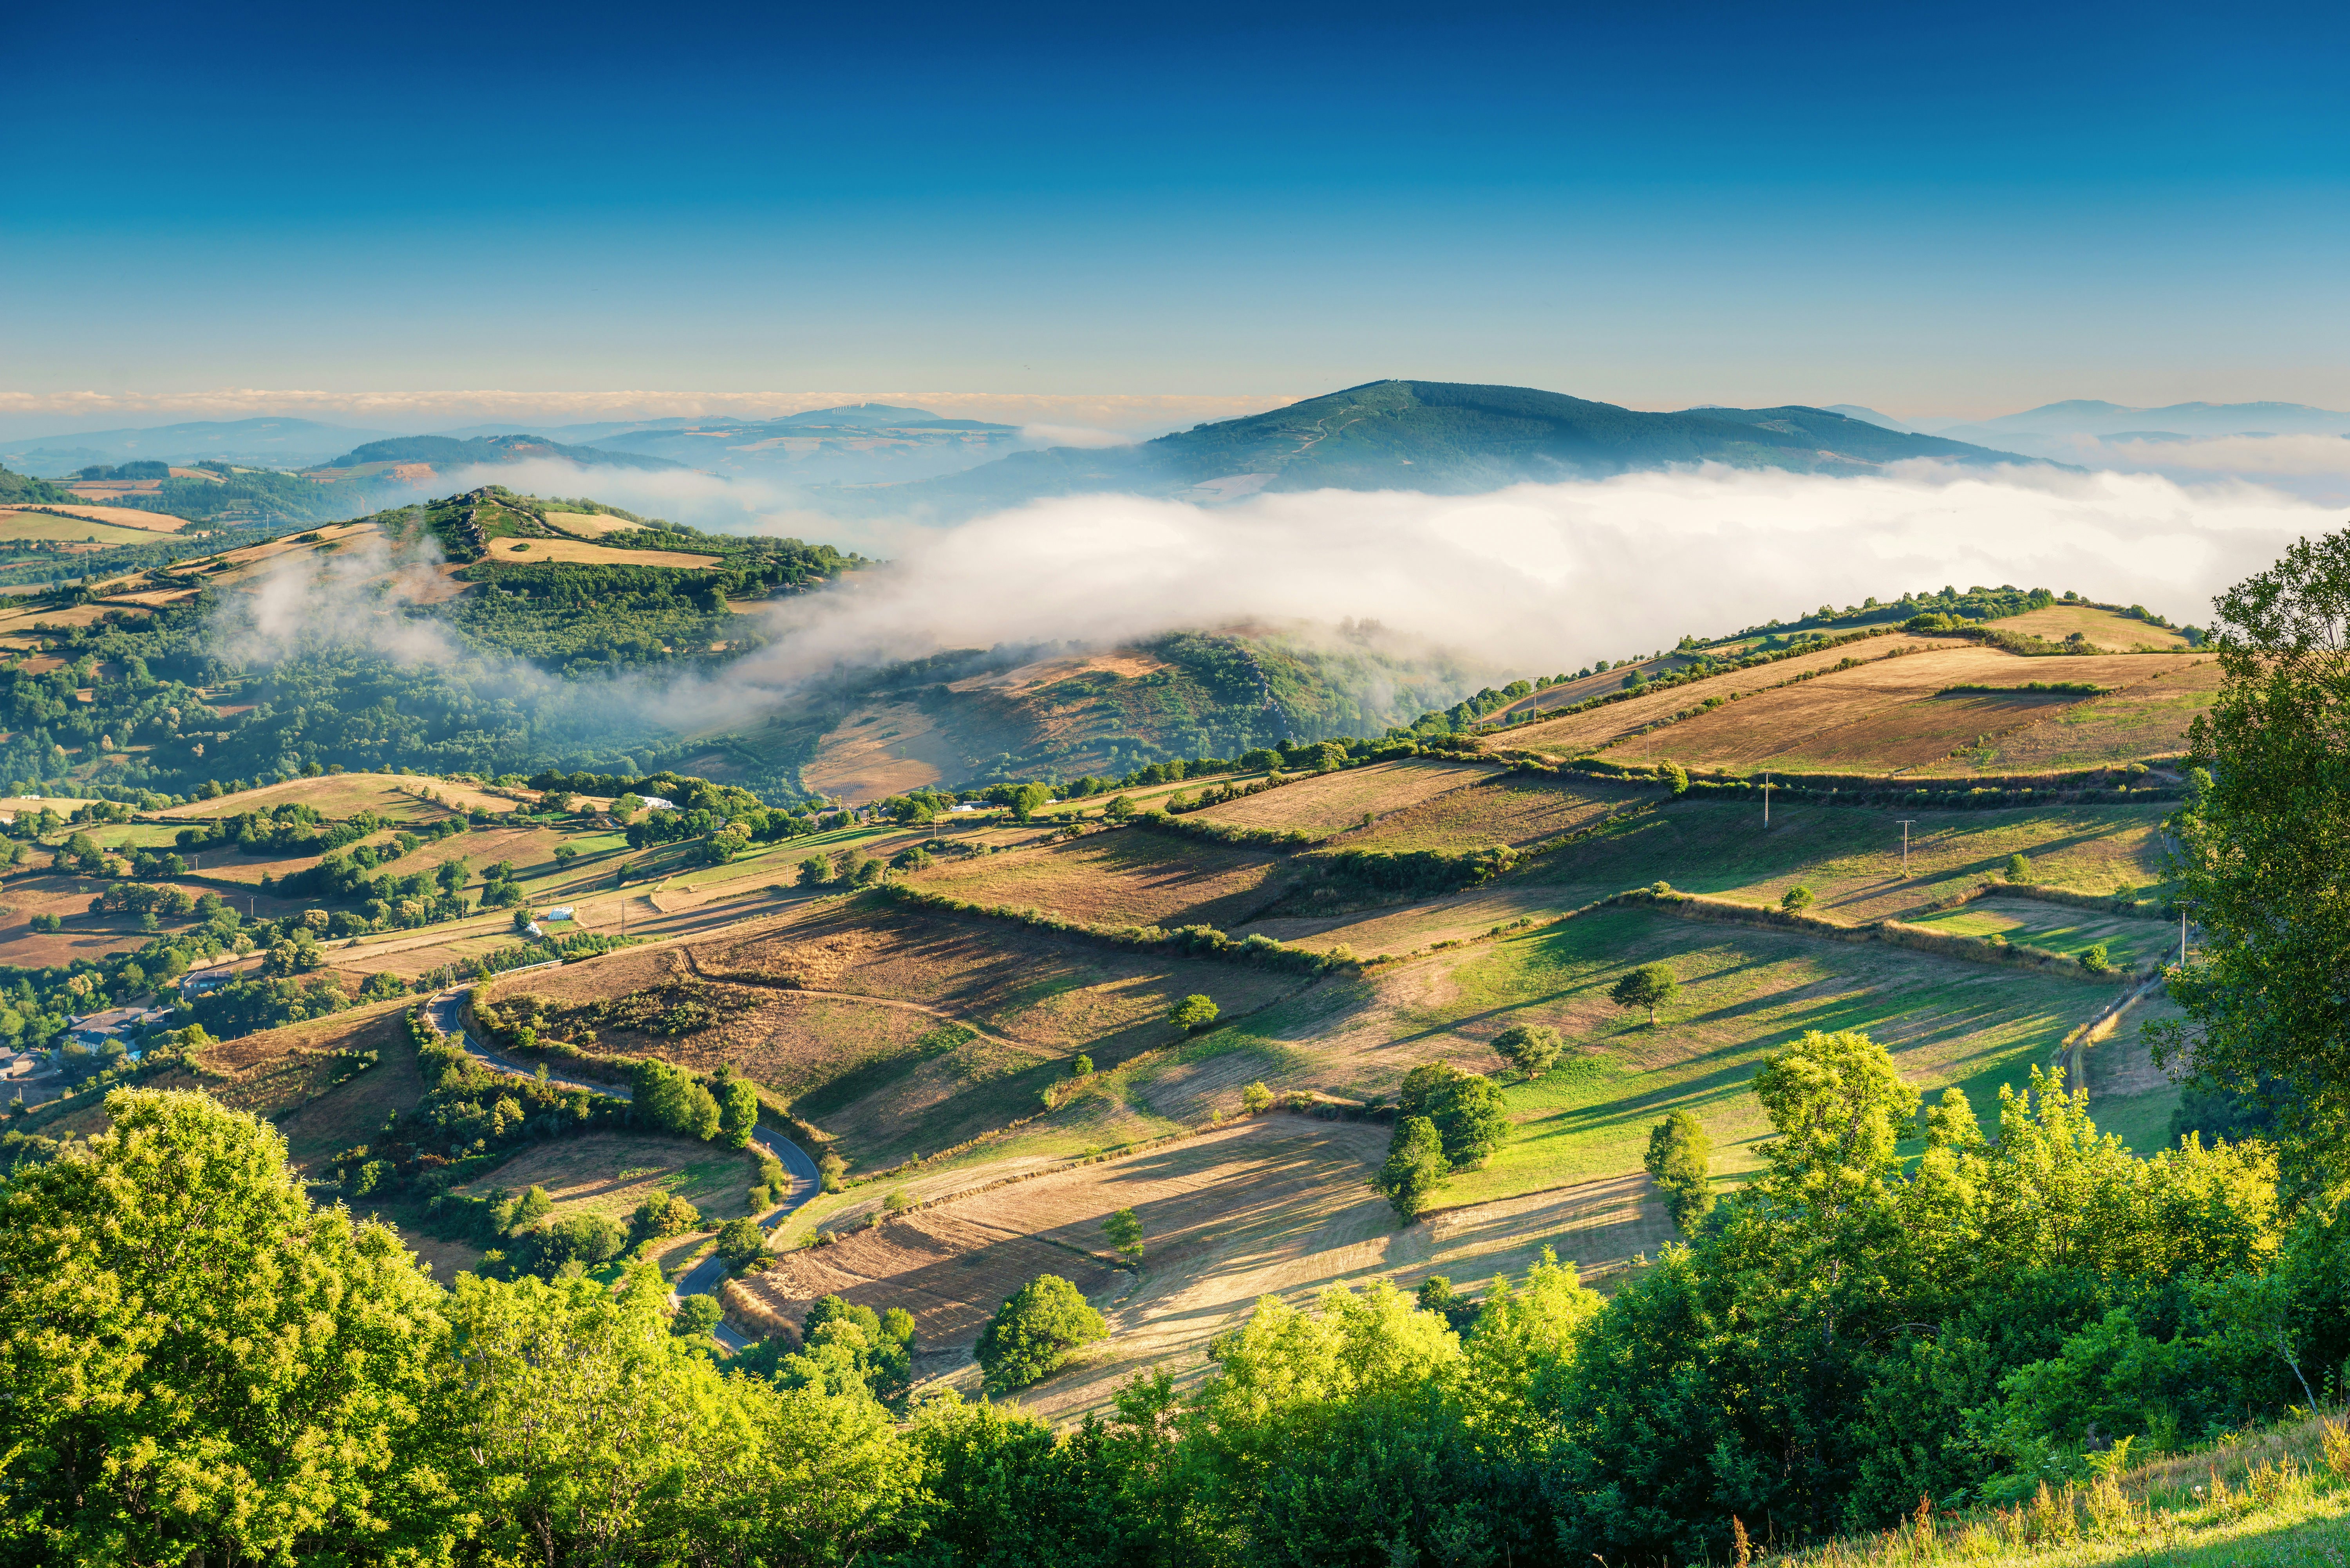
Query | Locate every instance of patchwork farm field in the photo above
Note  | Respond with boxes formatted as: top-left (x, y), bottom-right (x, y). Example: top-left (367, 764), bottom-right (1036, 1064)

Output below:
top-left (1347, 773), bottom-right (1638, 852)
top-left (1505, 636), bottom-right (1936, 753)
top-left (908, 829), bottom-right (1287, 928)
top-left (1373, 901), bottom-right (2111, 1205)
top-left (1595, 645), bottom-right (2212, 775)
top-left (1189, 757), bottom-right (1483, 833)
top-left (1993, 602), bottom-right (2196, 649)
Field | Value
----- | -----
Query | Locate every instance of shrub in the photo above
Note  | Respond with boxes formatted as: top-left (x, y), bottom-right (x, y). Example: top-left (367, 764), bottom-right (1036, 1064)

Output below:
top-left (2082, 943), bottom-right (2113, 975)
top-left (1070, 1053), bottom-right (1094, 1078)
top-left (975, 1274), bottom-right (1107, 1391)
top-left (1492, 1023), bottom-right (1563, 1080)
top-left (1241, 1080), bottom-right (1273, 1114)
top-left (1169, 994), bottom-right (1219, 1033)
top-left (629, 1191), bottom-right (701, 1239)
top-left (1103, 1206), bottom-right (1142, 1261)
top-left (817, 1151), bottom-right (845, 1193)
top-left (2006, 852), bottom-right (2033, 884)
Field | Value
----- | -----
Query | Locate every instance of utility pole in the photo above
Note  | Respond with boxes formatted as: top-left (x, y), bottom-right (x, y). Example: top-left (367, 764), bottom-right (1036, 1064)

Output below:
top-left (1761, 778), bottom-right (1775, 828)
top-left (1896, 819), bottom-right (1916, 875)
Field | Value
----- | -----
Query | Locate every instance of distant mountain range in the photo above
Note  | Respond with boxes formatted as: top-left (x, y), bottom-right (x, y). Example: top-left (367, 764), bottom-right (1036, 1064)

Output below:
top-left (835, 380), bottom-right (2038, 516)
top-left (0, 417), bottom-right (398, 475)
top-left (311, 433), bottom-right (685, 474)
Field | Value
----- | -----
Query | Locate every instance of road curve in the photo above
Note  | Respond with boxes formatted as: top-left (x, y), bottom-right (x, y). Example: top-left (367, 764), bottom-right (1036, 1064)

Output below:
top-left (428, 987), bottom-right (821, 1350)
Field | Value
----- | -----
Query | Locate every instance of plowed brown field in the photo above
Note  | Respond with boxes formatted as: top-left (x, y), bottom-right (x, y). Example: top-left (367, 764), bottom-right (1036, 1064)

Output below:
top-left (1189, 759), bottom-right (1486, 834)
top-left (909, 829), bottom-right (1287, 928)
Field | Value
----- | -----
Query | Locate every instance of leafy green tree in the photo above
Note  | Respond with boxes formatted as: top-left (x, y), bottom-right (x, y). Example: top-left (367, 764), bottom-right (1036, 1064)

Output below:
top-left (1661, 760), bottom-right (1690, 795)
top-left (1242, 1080), bottom-right (1273, 1113)
top-left (1103, 794), bottom-right (1136, 821)
top-left (2151, 529), bottom-right (2350, 1174)
top-left (1397, 1061), bottom-right (1513, 1169)
top-left (1609, 961), bottom-right (1679, 1025)
top-left (1491, 1022), bottom-right (1562, 1079)
top-left (0, 1088), bottom-right (460, 1566)
top-left (717, 1075), bottom-right (759, 1149)
top-left (1071, 1052), bottom-right (1095, 1077)
top-left (1103, 1206), bottom-right (1143, 1261)
top-left (975, 1274), bottom-right (1107, 1391)
top-left (714, 1216), bottom-right (767, 1272)
top-left (2005, 851), bottom-right (2032, 883)
top-left (1643, 1110), bottom-right (1714, 1233)
top-left (633, 1058), bottom-right (722, 1141)
top-left (672, 1292), bottom-right (725, 1338)
top-left (630, 1190), bottom-right (700, 1239)
top-left (1169, 994), bottom-right (1219, 1032)
top-left (1373, 1115), bottom-right (1448, 1221)
top-left (1751, 1028), bottom-right (1918, 1225)
top-left (1010, 783), bottom-right (1052, 824)
top-left (798, 854), bottom-right (831, 887)
top-left (1781, 884), bottom-right (1815, 912)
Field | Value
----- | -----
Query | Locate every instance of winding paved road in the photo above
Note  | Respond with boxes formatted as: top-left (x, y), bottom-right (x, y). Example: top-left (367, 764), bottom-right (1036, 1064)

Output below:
top-left (428, 986), bottom-right (821, 1350)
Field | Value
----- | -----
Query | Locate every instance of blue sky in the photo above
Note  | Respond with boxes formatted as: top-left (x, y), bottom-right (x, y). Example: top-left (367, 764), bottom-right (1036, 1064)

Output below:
top-left (5, 0), bottom-right (2347, 426)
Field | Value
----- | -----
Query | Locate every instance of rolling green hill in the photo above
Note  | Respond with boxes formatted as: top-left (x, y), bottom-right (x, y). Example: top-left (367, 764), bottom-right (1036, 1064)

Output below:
top-left (848, 379), bottom-right (2043, 515)
top-left (0, 465), bottom-right (79, 505)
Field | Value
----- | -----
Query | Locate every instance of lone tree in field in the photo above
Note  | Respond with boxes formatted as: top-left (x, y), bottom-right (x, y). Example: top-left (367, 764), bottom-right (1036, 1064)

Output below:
top-left (1492, 1023), bottom-right (1563, 1080)
top-left (1643, 1110), bottom-right (1715, 1234)
top-left (1242, 1080), bottom-right (1273, 1114)
top-left (1397, 1061), bottom-right (1512, 1169)
top-left (1611, 962), bottom-right (1680, 1026)
top-left (1373, 1115), bottom-right (1448, 1222)
top-left (1102, 1207), bottom-right (1143, 1261)
top-left (1781, 884), bottom-right (1815, 913)
top-left (2005, 852), bottom-right (2033, 884)
top-left (1170, 994), bottom-right (1219, 1033)
top-left (975, 1274), bottom-right (1107, 1391)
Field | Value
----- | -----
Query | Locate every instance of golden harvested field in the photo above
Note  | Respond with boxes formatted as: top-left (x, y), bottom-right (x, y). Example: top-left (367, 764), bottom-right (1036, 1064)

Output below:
top-left (1993, 602), bottom-right (2194, 649)
top-left (1350, 774), bottom-right (1635, 852)
top-left (540, 510), bottom-right (640, 538)
top-left (1189, 758), bottom-right (1486, 833)
top-left (910, 828), bottom-right (1287, 929)
top-left (156, 771), bottom-right (476, 820)
top-left (455, 1131), bottom-right (763, 1226)
top-left (7, 503), bottom-right (187, 529)
top-left (480, 537), bottom-right (720, 569)
top-left (0, 509), bottom-right (184, 545)
top-left (1598, 646), bottom-right (2211, 775)
top-left (0, 874), bottom-right (217, 966)
top-left (1508, 637), bottom-right (1940, 753)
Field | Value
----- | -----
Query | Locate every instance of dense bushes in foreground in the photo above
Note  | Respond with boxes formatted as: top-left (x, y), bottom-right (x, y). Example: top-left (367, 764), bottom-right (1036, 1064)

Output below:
top-left (5, 1035), bottom-right (2344, 1568)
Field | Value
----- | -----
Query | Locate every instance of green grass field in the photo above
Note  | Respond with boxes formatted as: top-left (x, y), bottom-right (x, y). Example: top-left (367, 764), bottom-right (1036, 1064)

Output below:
top-left (1414, 903), bottom-right (2101, 1206)
top-left (1909, 899), bottom-right (2177, 970)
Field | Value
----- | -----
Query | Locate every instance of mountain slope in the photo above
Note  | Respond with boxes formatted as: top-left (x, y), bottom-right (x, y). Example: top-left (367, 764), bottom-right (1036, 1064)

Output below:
top-left (851, 379), bottom-right (2039, 515)
top-left (315, 434), bottom-right (685, 473)
top-left (0, 417), bottom-right (398, 474)
top-left (1936, 398), bottom-right (2350, 443)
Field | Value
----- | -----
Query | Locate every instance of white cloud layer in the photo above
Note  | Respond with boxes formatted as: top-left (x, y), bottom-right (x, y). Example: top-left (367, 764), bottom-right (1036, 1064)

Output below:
top-left (205, 461), bottom-right (2336, 777)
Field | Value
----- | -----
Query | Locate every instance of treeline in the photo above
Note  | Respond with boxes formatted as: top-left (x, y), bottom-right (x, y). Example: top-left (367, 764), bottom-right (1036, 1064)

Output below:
top-left (7, 1039), bottom-right (2343, 1566)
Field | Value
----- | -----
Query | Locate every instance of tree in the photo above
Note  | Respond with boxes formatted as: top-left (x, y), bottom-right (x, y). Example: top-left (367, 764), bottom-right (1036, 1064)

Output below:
top-left (633, 1058), bottom-right (722, 1141)
top-left (1070, 1053), bottom-right (1094, 1078)
top-left (1661, 760), bottom-right (1690, 795)
top-left (1643, 1110), bottom-right (1715, 1233)
top-left (1374, 1116), bottom-right (1448, 1221)
top-left (631, 1190), bottom-right (701, 1239)
top-left (1492, 1022), bottom-right (1562, 1079)
top-left (672, 1293), bottom-right (725, 1338)
top-left (1749, 1028), bottom-right (1918, 1221)
top-left (0, 1089), bottom-right (458, 1565)
top-left (1398, 1061), bottom-right (1512, 1169)
top-left (798, 854), bottom-right (831, 887)
top-left (1610, 961), bottom-right (1680, 1026)
top-left (975, 1274), bottom-right (1107, 1391)
top-left (2005, 852), bottom-right (2032, 883)
top-left (717, 1075), bottom-right (759, 1149)
top-left (553, 844), bottom-right (578, 865)
top-left (2151, 529), bottom-right (2350, 1175)
top-left (1781, 884), bottom-right (1815, 912)
top-left (1242, 1080), bottom-right (1273, 1113)
top-left (1010, 783), bottom-right (1052, 824)
top-left (1103, 794), bottom-right (1136, 821)
top-left (1103, 1206), bottom-right (1143, 1261)
top-left (714, 1216), bottom-right (768, 1272)
top-left (1169, 994), bottom-right (1219, 1033)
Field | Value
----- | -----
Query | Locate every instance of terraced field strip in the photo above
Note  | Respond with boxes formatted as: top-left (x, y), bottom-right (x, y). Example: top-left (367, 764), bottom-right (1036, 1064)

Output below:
top-left (1598, 646), bottom-right (2211, 775)
top-left (1188, 757), bottom-right (1488, 834)
top-left (1507, 636), bottom-right (1936, 754)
